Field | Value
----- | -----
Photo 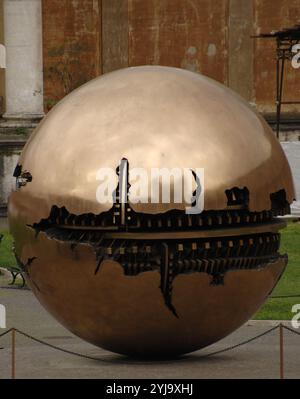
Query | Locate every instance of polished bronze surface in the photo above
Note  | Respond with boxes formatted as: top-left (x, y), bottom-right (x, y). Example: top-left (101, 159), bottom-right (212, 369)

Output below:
top-left (11, 66), bottom-right (295, 220)
top-left (8, 66), bottom-right (295, 356)
top-left (16, 233), bottom-right (287, 357)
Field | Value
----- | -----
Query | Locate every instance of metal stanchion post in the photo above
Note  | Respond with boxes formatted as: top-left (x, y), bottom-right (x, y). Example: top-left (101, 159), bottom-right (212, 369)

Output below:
top-left (11, 328), bottom-right (16, 379)
top-left (279, 323), bottom-right (284, 379)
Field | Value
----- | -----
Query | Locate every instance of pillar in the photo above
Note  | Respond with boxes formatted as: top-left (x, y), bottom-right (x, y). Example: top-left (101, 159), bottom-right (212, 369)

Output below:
top-left (228, 0), bottom-right (254, 102)
top-left (3, 0), bottom-right (44, 120)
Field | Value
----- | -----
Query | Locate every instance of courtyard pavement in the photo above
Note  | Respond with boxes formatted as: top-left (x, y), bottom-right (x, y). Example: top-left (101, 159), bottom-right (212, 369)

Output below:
top-left (0, 279), bottom-right (299, 379)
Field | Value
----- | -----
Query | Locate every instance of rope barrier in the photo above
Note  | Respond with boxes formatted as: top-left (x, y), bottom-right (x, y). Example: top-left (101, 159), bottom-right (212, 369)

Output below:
top-left (13, 328), bottom-right (104, 362)
top-left (0, 324), bottom-right (299, 378)
top-left (204, 325), bottom-right (279, 357)
top-left (0, 329), bottom-right (13, 352)
top-left (283, 325), bottom-right (300, 336)
top-left (0, 328), bottom-right (13, 338)
top-left (0, 325), bottom-right (284, 360)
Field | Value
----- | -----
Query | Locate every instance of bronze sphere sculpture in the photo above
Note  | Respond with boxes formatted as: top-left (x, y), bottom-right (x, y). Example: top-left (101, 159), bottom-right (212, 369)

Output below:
top-left (8, 66), bottom-right (295, 357)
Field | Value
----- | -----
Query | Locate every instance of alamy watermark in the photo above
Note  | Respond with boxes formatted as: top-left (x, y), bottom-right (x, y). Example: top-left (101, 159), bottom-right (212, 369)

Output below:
top-left (291, 304), bottom-right (300, 329)
top-left (96, 161), bottom-right (205, 215)
top-left (0, 304), bottom-right (6, 329)
top-left (292, 44), bottom-right (300, 69)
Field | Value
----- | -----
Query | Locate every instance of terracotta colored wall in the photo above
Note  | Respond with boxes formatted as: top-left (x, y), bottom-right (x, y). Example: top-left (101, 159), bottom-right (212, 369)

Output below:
top-left (42, 0), bottom-right (300, 115)
top-left (102, 0), bottom-right (129, 73)
top-left (128, 0), bottom-right (228, 84)
top-left (42, 0), bottom-right (101, 111)
top-left (43, 0), bottom-right (229, 111)
top-left (254, 0), bottom-right (300, 113)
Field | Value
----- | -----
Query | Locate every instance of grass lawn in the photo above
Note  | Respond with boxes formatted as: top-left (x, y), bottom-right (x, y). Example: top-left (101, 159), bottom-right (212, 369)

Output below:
top-left (1, 223), bottom-right (300, 320)
top-left (0, 230), bottom-right (16, 267)
top-left (254, 221), bottom-right (300, 320)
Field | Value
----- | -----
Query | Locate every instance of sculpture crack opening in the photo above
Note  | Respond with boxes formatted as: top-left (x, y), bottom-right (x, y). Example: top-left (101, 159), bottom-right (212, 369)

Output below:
top-left (28, 160), bottom-right (287, 316)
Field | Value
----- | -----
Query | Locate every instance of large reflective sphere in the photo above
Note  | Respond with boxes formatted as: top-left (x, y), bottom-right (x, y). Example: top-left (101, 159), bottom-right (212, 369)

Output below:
top-left (9, 66), bottom-right (295, 357)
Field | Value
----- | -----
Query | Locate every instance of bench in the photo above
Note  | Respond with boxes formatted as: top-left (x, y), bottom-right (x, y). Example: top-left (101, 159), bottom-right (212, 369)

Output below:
top-left (6, 267), bottom-right (26, 288)
top-left (0, 235), bottom-right (25, 288)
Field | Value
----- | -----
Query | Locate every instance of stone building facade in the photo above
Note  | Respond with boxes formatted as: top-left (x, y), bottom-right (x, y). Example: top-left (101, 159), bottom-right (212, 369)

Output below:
top-left (0, 0), bottom-right (299, 217)
top-left (0, 0), bottom-right (299, 118)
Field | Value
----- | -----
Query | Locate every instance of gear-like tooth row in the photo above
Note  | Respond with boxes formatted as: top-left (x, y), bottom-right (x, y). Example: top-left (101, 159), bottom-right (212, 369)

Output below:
top-left (137, 210), bottom-right (274, 230)
top-left (50, 229), bottom-right (280, 265)
top-left (98, 234), bottom-right (279, 261)
top-left (36, 213), bottom-right (280, 266)
top-left (174, 255), bottom-right (275, 274)
top-left (123, 262), bottom-right (155, 275)
top-left (45, 205), bottom-right (280, 230)
top-left (118, 251), bottom-right (277, 276)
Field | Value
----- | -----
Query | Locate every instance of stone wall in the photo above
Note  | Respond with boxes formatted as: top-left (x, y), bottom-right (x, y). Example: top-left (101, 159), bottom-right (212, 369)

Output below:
top-left (41, 0), bottom-right (300, 115)
top-left (254, 0), bottom-right (300, 113)
top-left (42, 0), bottom-right (102, 111)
